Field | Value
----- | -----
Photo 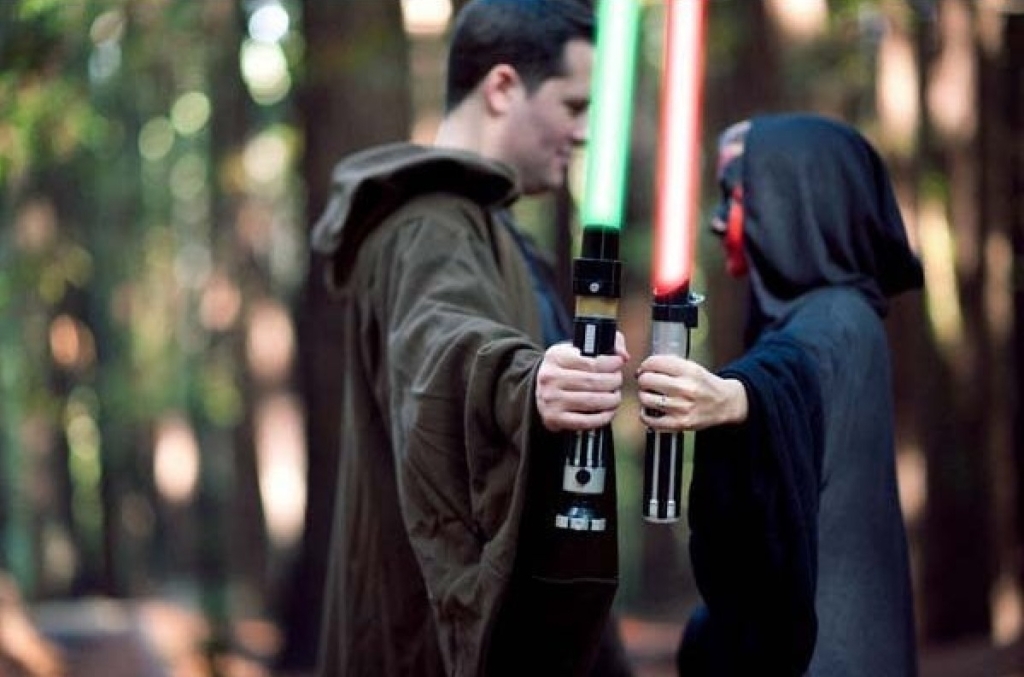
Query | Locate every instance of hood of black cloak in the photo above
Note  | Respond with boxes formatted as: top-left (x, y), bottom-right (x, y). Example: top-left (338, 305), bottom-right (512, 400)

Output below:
top-left (738, 114), bottom-right (924, 337)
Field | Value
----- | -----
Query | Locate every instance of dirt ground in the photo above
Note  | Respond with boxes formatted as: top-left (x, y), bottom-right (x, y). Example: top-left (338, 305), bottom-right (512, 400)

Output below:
top-left (6, 598), bottom-right (1024, 677)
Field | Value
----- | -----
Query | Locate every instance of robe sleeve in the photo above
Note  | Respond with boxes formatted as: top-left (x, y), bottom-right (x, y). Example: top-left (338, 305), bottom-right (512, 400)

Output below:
top-left (681, 331), bottom-right (824, 677)
top-left (371, 199), bottom-right (563, 676)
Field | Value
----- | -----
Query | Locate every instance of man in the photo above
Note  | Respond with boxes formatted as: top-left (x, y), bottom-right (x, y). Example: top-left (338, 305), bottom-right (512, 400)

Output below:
top-left (311, 1), bottom-right (632, 675)
top-left (636, 114), bottom-right (921, 676)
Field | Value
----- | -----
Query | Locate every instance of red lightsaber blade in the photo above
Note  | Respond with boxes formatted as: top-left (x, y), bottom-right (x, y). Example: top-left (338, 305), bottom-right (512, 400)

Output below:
top-left (643, 0), bottom-right (708, 523)
top-left (654, 0), bottom-right (706, 297)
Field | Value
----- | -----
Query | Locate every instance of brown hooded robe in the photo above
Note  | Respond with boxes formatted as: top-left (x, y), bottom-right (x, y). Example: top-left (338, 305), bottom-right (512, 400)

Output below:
top-left (311, 144), bottom-right (621, 677)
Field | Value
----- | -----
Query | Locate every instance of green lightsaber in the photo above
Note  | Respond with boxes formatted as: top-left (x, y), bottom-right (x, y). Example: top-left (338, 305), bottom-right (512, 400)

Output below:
top-left (555, 0), bottom-right (640, 533)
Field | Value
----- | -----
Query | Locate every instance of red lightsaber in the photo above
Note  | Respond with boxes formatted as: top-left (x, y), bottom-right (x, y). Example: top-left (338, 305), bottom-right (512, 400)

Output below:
top-left (643, 0), bottom-right (708, 523)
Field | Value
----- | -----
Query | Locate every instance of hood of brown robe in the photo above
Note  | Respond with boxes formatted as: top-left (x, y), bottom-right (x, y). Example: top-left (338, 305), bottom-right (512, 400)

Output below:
top-left (311, 143), bottom-right (518, 290)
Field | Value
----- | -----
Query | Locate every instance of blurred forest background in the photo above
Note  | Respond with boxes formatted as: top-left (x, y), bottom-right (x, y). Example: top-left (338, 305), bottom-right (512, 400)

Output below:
top-left (1, 0), bottom-right (1023, 675)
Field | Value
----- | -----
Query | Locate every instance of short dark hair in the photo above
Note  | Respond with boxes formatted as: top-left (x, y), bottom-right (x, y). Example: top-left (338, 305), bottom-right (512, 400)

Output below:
top-left (444, 0), bottom-right (595, 112)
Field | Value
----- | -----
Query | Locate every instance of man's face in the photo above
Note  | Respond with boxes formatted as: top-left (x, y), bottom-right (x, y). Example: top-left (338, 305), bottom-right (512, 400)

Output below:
top-left (711, 148), bottom-right (748, 277)
top-left (500, 39), bottom-right (592, 195)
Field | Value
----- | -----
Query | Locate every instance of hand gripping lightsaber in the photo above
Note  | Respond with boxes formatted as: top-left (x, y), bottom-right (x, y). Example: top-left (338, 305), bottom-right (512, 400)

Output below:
top-left (643, 0), bottom-right (708, 523)
top-left (554, 0), bottom-right (640, 532)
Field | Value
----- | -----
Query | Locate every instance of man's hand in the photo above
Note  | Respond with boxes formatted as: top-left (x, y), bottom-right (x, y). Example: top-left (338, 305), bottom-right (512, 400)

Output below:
top-left (536, 332), bottom-right (630, 432)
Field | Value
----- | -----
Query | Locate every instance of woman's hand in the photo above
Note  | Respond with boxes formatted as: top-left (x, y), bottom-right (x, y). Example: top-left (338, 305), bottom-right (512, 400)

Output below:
top-left (636, 354), bottom-right (748, 432)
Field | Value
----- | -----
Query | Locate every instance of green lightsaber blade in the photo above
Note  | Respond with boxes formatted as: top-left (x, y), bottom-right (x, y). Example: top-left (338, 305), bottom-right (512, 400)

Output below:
top-left (580, 0), bottom-right (641, 230)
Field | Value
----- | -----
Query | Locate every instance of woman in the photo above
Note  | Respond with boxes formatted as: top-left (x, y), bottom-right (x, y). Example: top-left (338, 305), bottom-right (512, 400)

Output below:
top-left (637, 114), bottom-right (922, 676)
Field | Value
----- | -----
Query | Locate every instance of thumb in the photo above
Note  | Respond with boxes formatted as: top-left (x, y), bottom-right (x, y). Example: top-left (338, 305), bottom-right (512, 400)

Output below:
top-left (614, 331), bottom-right (631, 362)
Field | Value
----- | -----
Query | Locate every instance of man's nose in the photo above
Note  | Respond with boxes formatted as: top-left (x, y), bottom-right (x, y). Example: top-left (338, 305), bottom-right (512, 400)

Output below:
top-left (571, 117), bottom-right (588, 146)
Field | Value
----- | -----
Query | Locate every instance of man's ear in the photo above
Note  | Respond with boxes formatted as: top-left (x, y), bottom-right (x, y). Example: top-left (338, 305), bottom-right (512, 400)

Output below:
top-left (480, 64), bottom-right (522, 115)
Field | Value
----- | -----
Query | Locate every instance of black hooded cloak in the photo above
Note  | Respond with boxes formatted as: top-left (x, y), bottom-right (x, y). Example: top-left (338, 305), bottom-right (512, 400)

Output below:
top-left (679, 114), bottom-right (923, 677)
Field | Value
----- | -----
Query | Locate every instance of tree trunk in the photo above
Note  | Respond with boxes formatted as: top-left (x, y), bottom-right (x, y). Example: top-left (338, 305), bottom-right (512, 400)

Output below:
top-left (915, 0), bottom-right (995, 642)
top-left (1006, 11), bottom-right (1024, 602)
top-left (279, 0), bottom-right (411, 670)
top-left (982, 5), bottom-right (1024, 645)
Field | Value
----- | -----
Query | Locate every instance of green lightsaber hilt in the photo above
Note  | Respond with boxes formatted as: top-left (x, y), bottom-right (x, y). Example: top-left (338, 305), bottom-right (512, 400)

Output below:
top-left (554, 228), bottom-right (621, 532)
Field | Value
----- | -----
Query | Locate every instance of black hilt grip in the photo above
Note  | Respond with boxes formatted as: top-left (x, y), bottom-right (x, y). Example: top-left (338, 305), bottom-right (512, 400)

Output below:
top-left (643, 428), bottom-right (684, 522)
top-left (573, 316), bottom-right (617, 357)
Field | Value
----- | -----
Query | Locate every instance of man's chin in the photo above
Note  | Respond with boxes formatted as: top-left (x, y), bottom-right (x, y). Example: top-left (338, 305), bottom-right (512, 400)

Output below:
top-left (547, 170), bottom-right (569, 192)
top-left (521, 178), bottom-right (563, 196)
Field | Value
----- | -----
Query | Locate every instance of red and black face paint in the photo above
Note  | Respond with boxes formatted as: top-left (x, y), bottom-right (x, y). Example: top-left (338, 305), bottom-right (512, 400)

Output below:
top-left (711, 155), bottom-right (748, 277)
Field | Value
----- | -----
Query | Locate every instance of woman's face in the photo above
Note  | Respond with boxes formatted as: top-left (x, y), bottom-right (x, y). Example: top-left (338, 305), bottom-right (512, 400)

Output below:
top-left (710, 147), bottom-right (748, 278)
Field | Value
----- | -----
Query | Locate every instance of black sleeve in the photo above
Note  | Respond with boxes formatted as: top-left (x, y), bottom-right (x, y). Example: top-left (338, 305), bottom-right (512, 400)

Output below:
top-left (680, 332), bottom-right (824, 677)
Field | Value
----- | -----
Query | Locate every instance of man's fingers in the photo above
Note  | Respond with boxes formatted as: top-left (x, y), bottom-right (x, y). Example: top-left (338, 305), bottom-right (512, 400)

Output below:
top-left (546, 409), bottom-right (617, 432)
